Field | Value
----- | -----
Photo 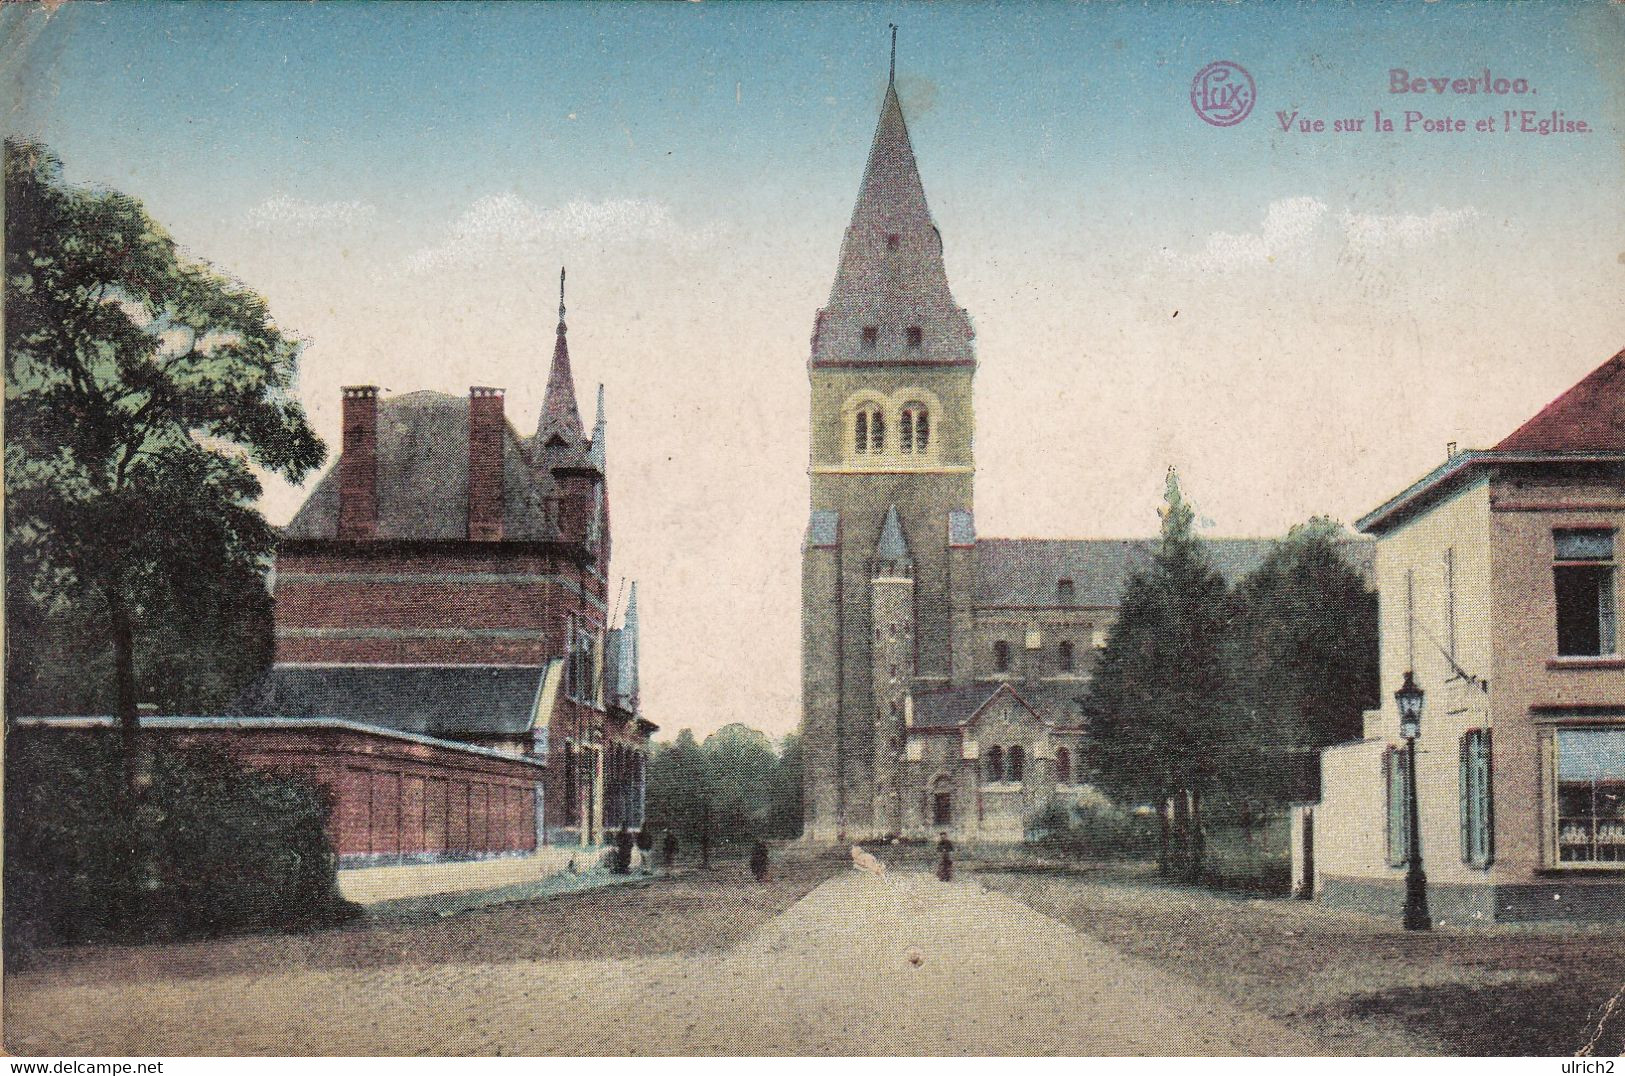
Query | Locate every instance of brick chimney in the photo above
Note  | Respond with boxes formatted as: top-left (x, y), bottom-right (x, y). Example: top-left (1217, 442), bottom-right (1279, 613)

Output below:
top-left (468, 387), bottom-right (505, 541)
top-left (337, 386), bottom-right (379, 540)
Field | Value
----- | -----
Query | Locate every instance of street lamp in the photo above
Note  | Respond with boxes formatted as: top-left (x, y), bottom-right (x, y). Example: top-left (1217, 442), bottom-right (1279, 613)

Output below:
top-left (1394, 671), bottom-right (1431, 931)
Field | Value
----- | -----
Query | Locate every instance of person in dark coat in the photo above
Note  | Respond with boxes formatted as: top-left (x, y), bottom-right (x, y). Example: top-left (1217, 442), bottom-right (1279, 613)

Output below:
top-left (749, 840), bottom-right (770, 883)
top-left (662, 830), bottom-right (678, 868)
top-left (936, 832), bottom-right (954, 882)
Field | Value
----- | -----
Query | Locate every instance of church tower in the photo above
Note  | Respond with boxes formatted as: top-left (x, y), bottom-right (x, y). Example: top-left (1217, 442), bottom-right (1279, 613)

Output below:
top-left (802, 40), bottom-right (977, 840)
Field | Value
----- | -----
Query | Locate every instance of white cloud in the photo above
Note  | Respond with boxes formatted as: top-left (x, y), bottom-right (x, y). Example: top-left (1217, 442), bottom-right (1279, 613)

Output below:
top-left (1161, 198), bottom-right (1480, 273)
top-left (246, 195), bottom-right (377, 233)
top-left (1340, 206), bottom-right (1479, 256)
top-left (404, 193), bottom-right (710, 274)
top-left (1161, 196), bottom-right (1328, 273)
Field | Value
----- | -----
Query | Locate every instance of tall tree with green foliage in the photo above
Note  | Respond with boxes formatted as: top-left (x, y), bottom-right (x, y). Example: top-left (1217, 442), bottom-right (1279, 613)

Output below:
top-left (4, 139), bottom-right (324, 794)
top-left (645, 726), bottom-right (803, 850)
top-left (1226, 517), bottom-right (1379, 808)
top-left (1084, 468), bottom-right (1237, 879)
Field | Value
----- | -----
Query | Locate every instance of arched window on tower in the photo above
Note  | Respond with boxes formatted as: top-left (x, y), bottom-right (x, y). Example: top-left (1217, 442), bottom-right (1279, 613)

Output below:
top-left (1055, 746), bottom-right (1072, 785)
top-left (993, 641), bottom-right (1010, 674)
top-left (1008, 746), bottom-right (1026, 783)
top-left (987, 745), bottom-right (1004, 782)
top-left (853, 404), bottom-right (885, 455)
top-left (1058, 640), bottom-right (1075, 673)
top-left (900, 403), bottom-right (930, 456)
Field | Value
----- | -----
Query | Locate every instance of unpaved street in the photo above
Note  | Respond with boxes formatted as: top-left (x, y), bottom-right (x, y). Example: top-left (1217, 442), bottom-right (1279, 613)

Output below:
top-left (7, 868), bottom-right (1324, 1055)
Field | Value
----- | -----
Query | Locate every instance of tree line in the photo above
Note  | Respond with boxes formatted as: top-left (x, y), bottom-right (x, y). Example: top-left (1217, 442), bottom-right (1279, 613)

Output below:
top-left (1084, 469), bottom-right (1379, 881)
top-left (644, 724), bottom-right (802, 854)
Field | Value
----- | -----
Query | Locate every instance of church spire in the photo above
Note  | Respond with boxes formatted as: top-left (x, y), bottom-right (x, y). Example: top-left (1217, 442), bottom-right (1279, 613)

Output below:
top-left (812, 36), bottom-right (973, 366)
top-left (537, 266), bottom-right (586, 448)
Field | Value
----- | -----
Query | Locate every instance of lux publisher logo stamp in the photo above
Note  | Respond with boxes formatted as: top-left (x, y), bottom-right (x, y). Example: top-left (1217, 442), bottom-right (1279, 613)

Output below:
top-left (1191, 60), bottom-right (1255, 126)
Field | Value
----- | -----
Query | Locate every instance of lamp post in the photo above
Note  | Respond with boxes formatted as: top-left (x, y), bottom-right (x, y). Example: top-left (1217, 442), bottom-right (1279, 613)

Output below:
top-left (1395, 671), bottom-right (1431, 931)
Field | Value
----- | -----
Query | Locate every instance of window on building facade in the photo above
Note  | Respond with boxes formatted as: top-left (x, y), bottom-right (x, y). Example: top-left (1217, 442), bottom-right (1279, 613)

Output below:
top-left (899, 404), bottom-right (930, 455)
top-left (906, 326), bottom-right (923, 349)
top-left (1555, 728), bottom-right (1625, 865)
top-left (1057, 578), bottom-right (1075, 604)
top-left (564, 745), bottom-right (578, 825)
top-left (993, 641), bottom-right (1010, 673)
top-left (854, 405), bottom-right (885, 455)
top-left (1555, 529), bottom-right (1618, 656)
top-left (987, 745), bottom-right (1004, 782)
top-left (1460, 728), bottom-right (1493, 867)
top-left (1058, 640), bottom-right (1074, 673)
top-left (886, 233), bottom-right (900, 251)
top-left (1385, 746), bottom-right (1412, 868)
top-left (563, 616), bottom-right (579, 700)
top-left (1008, 746), bottom-right (1026, 783)
top-left (861, 326), bottom-right (878, 350)
top-left (1055, 746), bottom-right (1072, 784)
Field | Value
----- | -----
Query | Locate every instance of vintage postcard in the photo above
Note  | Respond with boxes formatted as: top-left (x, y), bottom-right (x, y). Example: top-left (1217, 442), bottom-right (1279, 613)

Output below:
top-left (2, 0), bottom-right (1622, 1062)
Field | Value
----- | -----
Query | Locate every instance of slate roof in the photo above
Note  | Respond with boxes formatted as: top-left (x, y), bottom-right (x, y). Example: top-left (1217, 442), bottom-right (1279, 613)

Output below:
top-left (974, 537), bottom-right (1375, 608)
top-left (812, 75), bottom-right (974, 365)
top-left (1496, 347), bottom-right (1625, 452)
top-left (282, 391), bottom-right (559, 541)
top-left (911, 681), bottom-right (1093, 731)
top-left (230, 665), bottom-right (548, 738)
top-left (875, 505), bottom-right (911, 560)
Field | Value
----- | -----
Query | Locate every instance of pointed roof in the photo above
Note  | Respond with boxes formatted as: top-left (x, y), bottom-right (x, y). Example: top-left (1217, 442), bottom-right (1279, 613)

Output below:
top-left (1496, 347), bottom-right (1625, 452)
top-left (614, 582), bottom-right (639, 710)
top-left (587, 383), bottom-right (607, 471)
top-left (811, 55), bottom-right (973, 366)
top-left (875, 504), bottom-right (911, 561)
top-left (537, 268), bottom-right (586, 450)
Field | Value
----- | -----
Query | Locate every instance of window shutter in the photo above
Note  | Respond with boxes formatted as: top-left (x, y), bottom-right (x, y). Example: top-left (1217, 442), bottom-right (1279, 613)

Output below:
top-left (1478, 729), bottom-right (1495, 867)
top-left (1460, 734), bottom-right (1471, 864)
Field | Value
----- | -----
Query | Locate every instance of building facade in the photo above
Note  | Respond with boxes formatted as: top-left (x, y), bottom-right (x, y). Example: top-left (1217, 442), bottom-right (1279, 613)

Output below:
top-left (239, 276), bottom-right (653, 852)
top-left (1313, 348), bottom-right (1625, 921)
top-left (800, 62), bottom-right (1373, 842)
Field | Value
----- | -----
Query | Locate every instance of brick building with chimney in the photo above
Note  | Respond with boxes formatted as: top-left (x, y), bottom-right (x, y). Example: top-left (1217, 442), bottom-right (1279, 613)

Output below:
top-left (217, 271), bottom-right (654, 860)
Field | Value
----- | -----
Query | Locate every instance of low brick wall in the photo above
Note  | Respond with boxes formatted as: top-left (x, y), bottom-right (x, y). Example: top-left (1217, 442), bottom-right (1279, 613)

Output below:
top-left (18, 717), bottom-right (549, 865)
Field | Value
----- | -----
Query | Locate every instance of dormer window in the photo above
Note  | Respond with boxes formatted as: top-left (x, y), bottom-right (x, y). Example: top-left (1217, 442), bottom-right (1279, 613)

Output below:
top-left (861, 326), bottom-right (878, 351)
top-left (906, 326), bottom-right (923, 349)
top-left (1058, 578), bottom-right (1075, 604)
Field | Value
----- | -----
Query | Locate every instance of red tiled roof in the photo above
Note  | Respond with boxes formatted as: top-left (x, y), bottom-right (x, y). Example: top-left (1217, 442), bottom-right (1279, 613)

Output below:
top-left (1496, 347), bottom-right (1625, 452)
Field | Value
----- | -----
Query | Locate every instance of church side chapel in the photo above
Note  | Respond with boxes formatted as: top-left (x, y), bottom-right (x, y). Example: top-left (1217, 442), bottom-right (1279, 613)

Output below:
top-left (801, 46), bottom-right (1370, 842)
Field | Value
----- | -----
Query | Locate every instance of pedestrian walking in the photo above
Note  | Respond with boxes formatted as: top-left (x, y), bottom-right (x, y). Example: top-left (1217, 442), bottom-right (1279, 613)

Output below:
top-left (936, 832), bottom-right (954, 882)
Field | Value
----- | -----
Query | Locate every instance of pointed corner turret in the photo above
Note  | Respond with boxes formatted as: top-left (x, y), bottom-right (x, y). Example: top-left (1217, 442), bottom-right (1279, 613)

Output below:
top-left (587, 383), bottom-right (607, 472)
top-left (537, 266), bottom-right (586, 451)
top-left (873, 505), bottom-right (914, 577)
top-left (617, 581), bottom-right (640, 710)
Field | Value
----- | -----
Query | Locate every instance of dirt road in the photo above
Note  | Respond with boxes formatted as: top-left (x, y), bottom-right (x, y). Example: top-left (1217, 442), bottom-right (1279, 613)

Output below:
top-left (7, 869), bottom-right (1325, 1055)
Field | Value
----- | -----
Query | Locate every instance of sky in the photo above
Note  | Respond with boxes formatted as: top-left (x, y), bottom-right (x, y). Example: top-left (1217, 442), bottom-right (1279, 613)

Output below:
top-left (5, 1), bottom-right (1622, 741)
